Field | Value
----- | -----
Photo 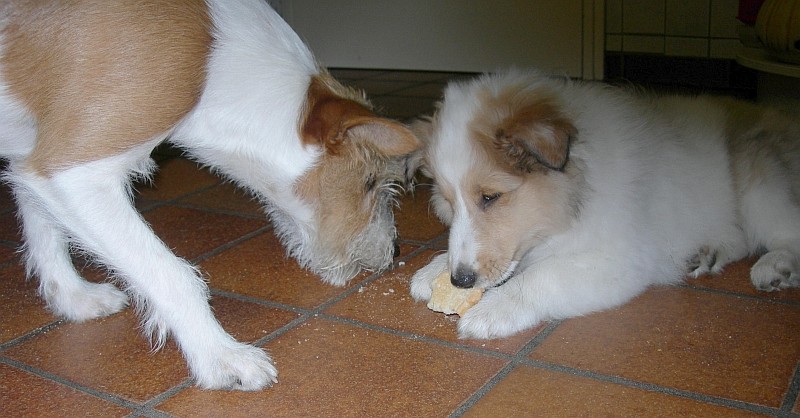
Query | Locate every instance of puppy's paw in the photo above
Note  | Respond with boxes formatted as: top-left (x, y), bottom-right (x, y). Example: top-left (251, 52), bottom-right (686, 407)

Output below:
top-left (410, 252), bottom-right (449, 302)
top-left (687, 245), bottom-right (740, 278)
top-left (46, 281), bottom-right (129, 322)
top-left (192, 342), bottom-right (278, 391)
top-left (751, 250), bottom-right (800, 292)
top-left (457, 287), bottom-right (539, 339)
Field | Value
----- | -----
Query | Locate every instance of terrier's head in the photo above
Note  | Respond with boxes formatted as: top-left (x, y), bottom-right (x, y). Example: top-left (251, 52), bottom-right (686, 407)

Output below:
top-left (273, 74), bottom-right (420, 285)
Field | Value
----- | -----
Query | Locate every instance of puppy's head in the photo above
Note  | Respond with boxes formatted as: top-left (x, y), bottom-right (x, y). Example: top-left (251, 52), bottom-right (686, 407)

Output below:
top-left (423, 71), bottom-right (584, 289)
top-left (276, 74), bottom-right (419, 285)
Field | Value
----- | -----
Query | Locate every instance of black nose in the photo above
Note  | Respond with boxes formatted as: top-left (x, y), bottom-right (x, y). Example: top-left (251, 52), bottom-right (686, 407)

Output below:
top-left (393, 241), bottom-right (401, 258)
top-left (451, 266), bottom-right (477, 288)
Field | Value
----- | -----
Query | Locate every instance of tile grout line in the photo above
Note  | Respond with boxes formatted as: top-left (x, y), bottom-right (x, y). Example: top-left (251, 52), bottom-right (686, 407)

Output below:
top-left (189, 225), bottom-right (272, 266)
top-left (127, 408), bottom-right (173, 418)
top-left (447, 320), bottom-right (564, 417)
top-left (780, 360), bottom-right (800, 413)
top-left (0, 319), bottom-right (65, 352)
top-left (515, 320), bottom-right (563, 358)
top-left (169, 200), bottom-right (268, 221)
top-left (138, 378), bottom-right (195, 414)
top-left (0, 356), bottom-right (143, 412)
top-left (315, 312), bottom-right (518, 361)
top-left (448, 362), bottom-right (518, 418)
top-left (520, 358), bottom-right (784, 416)
top-left (678, 282), bottom-right (800, 307)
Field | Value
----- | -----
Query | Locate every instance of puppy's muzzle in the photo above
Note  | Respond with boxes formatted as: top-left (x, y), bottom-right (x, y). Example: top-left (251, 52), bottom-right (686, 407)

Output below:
top-left (451, 265), bottom-right (478, 288)
top-left (452, 263), bottom-right (518, 289)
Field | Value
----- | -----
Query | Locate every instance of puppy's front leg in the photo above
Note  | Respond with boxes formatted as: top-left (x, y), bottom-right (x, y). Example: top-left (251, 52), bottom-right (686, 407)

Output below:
top-left (458, 253), bottom-right (652, 339)
top-left (410, 252), bottom-right (449, 301)
top-left (15, 154), bottom-right (277, 390)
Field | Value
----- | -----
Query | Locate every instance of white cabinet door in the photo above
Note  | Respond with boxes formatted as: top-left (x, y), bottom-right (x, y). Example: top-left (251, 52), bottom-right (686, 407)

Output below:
top-left (279, 0), bottom-right (603, 79)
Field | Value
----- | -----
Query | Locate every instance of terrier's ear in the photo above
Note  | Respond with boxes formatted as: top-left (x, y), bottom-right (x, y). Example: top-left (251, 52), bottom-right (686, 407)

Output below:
top-left (402, 116), bottom-right (434, 183)
top-left (348, 118), bottom-right (421, 157)
top-left (493, 101), bottom-right (576, 172)
top-left (301, 77), bottom-right (419, 156)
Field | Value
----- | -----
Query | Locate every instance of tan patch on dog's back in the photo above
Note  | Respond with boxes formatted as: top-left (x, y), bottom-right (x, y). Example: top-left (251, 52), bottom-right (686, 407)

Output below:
top-left (1, 0), bottom-right (212, 174)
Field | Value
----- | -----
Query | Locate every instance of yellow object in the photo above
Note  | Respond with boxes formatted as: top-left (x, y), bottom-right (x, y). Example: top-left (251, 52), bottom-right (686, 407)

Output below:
top-left (427, 270), bottom-right (484, 316)
top-left (756, 0), bottom-right (800, 63)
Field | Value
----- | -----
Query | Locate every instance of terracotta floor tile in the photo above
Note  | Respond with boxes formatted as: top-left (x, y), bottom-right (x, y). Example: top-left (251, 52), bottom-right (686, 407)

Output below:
top-left (326, 249), bottom-right (544, 355)
top-left (0, 264), bottom-right (57, 344)
top-left (177, 182), bottom-right (265, 217)
top-left (4, 309), bottom-right (188, 402)
top-left (530, 286), bottom-right (800, 408)
top-left (4, 297), bottom-right (294, 403)
top-left (208, 296), bottom-right (300, 344)
top-left (137, 158), bottom-right (220, 201)
top-left (144, 205), bottom-right (267, 261)
top-left (688, 257), bottom-right (800, 303)
top-left (157, 317), bottom-right (507, 417)
top-left (464, 365), bottom-right (762, 417)
top-left (395, 185), bottom-right (447, 242)
top-left (0, 363), bottom-right (131, 417)
top-left (0, 206), bottom-right (20, 242)
top-left (0, 181), bottom-right (15, 212)
top-left (0, 244), bottom-right (17, 265)
top-left (200, 232), bottom-right (359, 309)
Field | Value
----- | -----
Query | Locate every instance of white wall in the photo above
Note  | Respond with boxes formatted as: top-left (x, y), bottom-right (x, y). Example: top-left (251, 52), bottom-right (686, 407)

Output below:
top-left (280, 1), bottom-right (603, 79)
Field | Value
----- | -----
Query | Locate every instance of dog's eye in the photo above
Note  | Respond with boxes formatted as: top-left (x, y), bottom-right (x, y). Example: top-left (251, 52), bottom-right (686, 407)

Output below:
top-left (481, 192), bottom-right (501, 209)
top-left (365, 174), bottom-right (377, 192)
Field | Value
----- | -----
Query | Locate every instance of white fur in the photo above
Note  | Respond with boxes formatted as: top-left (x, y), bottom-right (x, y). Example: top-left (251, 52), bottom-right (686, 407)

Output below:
top-left (0, 0), bottom-right (359, 391)
top-left (412, 70), bottom-right (800, 339)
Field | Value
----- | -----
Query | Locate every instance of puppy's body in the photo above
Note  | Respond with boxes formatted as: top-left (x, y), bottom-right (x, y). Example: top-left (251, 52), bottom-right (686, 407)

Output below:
top-left (0, 0), bottom-right (418, 390)
top-left (411, 70), bottom-right (800, 339)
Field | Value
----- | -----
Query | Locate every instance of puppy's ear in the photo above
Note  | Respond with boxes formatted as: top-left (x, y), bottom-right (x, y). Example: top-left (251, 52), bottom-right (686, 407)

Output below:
top-left (301, 77), bottom-right (419, 157)
top-left (494, 102), bottom-right (576, 172)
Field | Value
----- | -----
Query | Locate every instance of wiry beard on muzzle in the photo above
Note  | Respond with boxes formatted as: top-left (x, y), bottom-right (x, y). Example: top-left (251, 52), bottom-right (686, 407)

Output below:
top-left (267, 183), bottom-right (401, 286)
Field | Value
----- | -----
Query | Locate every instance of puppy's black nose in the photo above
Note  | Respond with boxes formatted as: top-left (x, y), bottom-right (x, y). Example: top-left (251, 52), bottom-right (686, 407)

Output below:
top-left (393, 241), bottom-right (401, 258)
top-left (451, 266), bottom-right (477, 288)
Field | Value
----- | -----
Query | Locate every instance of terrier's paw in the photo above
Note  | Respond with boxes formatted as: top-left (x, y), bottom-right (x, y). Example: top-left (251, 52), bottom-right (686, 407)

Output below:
top-left (751, 250), bottom-right (800, 292)
top-left (457, 288), bottom-right (538, 339)
top-left (192, 342), bottom-right (278, 391)
top-left (410, 253), bottom-right (449, 302)
top-left (46, 281), bottom-right (129, 322)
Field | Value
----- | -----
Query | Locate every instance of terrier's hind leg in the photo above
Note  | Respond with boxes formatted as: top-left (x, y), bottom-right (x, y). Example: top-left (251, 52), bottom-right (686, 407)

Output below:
top-left (6, 166), bottom-right (128, 321)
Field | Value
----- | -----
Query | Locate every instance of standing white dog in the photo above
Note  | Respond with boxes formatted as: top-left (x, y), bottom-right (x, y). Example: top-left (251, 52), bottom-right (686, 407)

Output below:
top-left (0, 0), bottom-right (418, 390)
top-left (411, 69), bottom-right (799, 339)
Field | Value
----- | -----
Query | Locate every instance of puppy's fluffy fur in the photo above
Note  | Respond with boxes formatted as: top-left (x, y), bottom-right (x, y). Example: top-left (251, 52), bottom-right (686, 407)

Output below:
top-left (411, 69), bottom-right (800, 339)
top-left (0, 0), bottom-right (418, 390)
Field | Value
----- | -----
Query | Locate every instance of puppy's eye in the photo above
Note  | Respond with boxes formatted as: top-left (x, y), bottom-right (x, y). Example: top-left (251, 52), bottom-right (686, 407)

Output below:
top-left (365, 174), bottom-right (377, 192)
top-left (481, 192), bottom-right (501, 209)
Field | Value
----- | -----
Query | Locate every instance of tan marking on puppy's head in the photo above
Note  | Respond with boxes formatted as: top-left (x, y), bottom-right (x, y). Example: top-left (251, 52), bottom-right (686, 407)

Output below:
top-left (2, 0), bottom-right (212, 175)
top-left (472, 81), bottom-right (576, 174)
top-left (427, 74), bottom-right (585, 288)
top-left (291, 74), bottom-right (420, 284)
